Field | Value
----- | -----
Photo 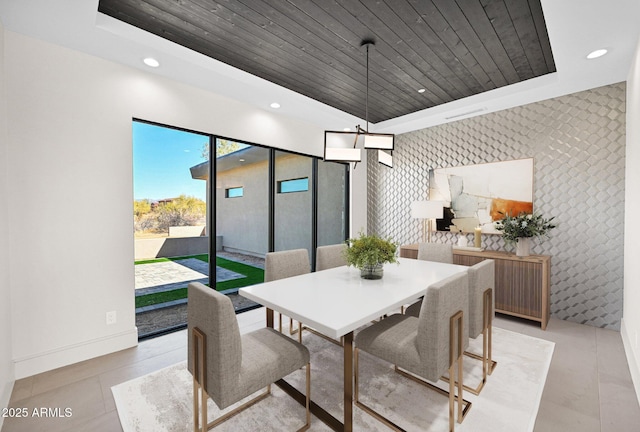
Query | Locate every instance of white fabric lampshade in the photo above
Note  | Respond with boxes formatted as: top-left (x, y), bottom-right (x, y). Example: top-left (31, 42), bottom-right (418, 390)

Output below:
top-left (324, 147), bottom-right (362, 162)
top-left (378, 150), bottom-right (392, 167)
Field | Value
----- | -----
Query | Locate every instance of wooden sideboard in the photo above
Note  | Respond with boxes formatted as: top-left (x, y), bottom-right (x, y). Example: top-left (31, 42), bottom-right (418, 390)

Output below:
top-left (400, 244), bottom-right (551, 330)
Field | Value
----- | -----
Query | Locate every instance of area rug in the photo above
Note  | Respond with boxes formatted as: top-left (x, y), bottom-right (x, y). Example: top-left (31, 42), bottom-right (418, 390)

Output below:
top-left (112, 327), bottom-right (554, 431)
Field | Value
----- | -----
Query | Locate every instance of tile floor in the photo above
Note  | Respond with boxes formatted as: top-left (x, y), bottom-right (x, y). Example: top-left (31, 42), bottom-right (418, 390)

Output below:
top-left (2, 311), bottom-right (639, 432)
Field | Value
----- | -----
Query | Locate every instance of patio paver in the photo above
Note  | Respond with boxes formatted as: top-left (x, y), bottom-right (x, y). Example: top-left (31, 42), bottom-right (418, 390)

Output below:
top-left (135, 258), bottom-right (244, 295)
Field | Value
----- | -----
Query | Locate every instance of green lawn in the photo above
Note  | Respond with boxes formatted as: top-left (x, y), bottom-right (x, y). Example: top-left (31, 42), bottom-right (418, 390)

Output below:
top-left (136, 287), bottom-right (188, 308)
top-left (135, 254), bottom-right (264, 308)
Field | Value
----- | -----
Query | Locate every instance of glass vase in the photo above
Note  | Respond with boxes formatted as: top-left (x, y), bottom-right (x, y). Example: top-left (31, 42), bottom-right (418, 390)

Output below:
top-left (360, 263), bottom-right (384, 280)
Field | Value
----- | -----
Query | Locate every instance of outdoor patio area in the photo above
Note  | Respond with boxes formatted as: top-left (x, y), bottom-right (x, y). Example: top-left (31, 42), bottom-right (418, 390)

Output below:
top-left (135, 251), bottom-right (265, 338)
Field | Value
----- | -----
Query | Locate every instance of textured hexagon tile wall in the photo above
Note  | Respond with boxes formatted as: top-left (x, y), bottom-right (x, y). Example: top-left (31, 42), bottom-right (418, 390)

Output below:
top-left (368, 83), bottom-right (626, 330)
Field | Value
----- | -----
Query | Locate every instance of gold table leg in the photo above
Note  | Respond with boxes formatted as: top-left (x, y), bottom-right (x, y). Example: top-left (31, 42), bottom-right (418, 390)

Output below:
top-left (266, 308), bottom-right (345, 431)
top-left (343, 331), bottom-right (354, 432)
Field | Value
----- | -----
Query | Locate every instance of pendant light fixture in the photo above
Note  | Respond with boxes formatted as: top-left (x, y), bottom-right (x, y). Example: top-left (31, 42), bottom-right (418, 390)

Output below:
top-left (324, 39), bottom-right (394, 166)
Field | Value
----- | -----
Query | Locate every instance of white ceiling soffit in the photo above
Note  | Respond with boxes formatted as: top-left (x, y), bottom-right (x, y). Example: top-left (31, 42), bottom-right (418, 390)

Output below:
top-left (0, 0), bottom-right (638, 135)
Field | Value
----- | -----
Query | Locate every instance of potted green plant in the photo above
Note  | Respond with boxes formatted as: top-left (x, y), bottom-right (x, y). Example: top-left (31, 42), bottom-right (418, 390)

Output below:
top-left (494, 212), bottom-right (557, 257)
top-left (344, 232), bottom-right (398, 279)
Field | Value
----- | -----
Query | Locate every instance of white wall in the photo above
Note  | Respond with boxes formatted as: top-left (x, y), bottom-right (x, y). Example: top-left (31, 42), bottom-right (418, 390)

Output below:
top-left (623, 35), bottom-right (640, 405)
top-left (4, 30), bottom-right (331, 378)
top-left (0, 18), bottom-right (15, 428)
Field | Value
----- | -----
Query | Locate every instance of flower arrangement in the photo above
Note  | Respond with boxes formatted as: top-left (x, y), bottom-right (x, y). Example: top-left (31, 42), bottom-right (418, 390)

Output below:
top-left (344, 232), bottom-right (398, 269)
top-left (494, 212), bottom-right (557, 244)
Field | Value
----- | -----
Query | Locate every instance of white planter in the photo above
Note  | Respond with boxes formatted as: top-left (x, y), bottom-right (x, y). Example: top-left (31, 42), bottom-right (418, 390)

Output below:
top-left (516, 238), bottom-right (532, 257)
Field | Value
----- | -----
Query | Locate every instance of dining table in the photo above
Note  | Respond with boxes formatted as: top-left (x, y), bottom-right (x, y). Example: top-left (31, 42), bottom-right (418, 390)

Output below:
top-left (239, 256), bottom-right (469, 432)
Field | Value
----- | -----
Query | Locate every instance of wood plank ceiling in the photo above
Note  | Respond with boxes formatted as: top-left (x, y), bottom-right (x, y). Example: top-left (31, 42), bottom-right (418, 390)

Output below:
top-left (98, 0), bottom-right (556, 124)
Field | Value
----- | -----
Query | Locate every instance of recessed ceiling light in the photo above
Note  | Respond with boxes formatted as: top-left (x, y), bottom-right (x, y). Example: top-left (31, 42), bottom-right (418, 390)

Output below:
top-left (587, 49), bottom-right (608, 59)
top-left (239, 158), bottom-right (245, 162)
top-left (143, 57), bottom-right (160, 68)
top-left (418, 88), bottom-right (426, 93)
top-left (343, 127), bottom-right (351, 131)
top-left (270, 102), bottom-right (281, 109)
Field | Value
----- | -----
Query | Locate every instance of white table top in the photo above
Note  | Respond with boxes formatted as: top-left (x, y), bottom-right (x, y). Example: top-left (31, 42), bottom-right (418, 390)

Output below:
top-left (239, 257), bottom-right (469, 339)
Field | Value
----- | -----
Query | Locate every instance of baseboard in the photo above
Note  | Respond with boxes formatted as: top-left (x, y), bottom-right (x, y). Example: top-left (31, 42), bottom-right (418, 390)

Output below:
top-left (13, 328), bottom-right (138, 379)
top-left (620, 318), bottom-right (640, 407)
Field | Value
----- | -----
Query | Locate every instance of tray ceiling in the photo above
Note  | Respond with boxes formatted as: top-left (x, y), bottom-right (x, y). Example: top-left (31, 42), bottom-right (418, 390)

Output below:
top-left (97, 0), bottom-right (556, 124)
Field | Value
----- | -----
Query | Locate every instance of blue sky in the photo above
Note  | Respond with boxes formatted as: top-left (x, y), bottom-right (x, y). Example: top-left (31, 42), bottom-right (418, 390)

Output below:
top-left (133, 122), bottom-right (208, 202)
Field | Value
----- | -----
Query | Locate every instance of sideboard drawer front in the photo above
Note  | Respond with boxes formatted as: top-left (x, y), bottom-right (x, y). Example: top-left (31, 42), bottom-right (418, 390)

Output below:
top-left (495, 260), bottom-right (543, 318)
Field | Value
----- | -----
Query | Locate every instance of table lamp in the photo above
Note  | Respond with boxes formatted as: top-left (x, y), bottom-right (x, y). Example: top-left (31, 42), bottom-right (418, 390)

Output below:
top-left (411, 200), bottom-right (444, 242)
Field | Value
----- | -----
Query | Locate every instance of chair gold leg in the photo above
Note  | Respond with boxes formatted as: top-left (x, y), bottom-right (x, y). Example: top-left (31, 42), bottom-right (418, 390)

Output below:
top-left (450, 310), bottom-right (464, 425)
top-left (289, 318), bottom-right (301, 336)
top-left (357, 311), bottom-right (470, 431)
top-left (200, 384), bottom-right (208, 432)
top-left (484, 288), bottom-right (496, 375)
top-left (457, 345), bottom-right (463, 424)
top-left (441, 288), bottom-right (497, 395)
top-left (488, 328), bottom-right (495, 374)
top-left (297, 363), bottom-right (311, 432)
top-left (394, 366), bottom-right (472, 421)
top-left (192, 328), bottom-right (208, 432)
top-left (448, 362), bottom-right (455, 432)
top-left (193, 378), bottom-right (209, 432)
top-left (307, 363), bottom-right (311, 426)
top-left (205, 388), bottom-right (270, 429)
top-left (441, 350), bottom-right (492, 395)
top-left (193, 375), bottom-right (199, 432)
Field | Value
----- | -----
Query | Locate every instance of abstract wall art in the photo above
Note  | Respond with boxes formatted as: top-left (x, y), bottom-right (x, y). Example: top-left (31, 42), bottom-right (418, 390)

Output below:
top-left (429, 158), bottom-right (534, 234)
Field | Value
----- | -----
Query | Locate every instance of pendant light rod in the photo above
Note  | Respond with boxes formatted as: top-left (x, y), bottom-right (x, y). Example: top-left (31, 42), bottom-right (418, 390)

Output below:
top-left (361, 39), bottom-right (375, 133)
top-left (366, 42), bottom-right (369, 132)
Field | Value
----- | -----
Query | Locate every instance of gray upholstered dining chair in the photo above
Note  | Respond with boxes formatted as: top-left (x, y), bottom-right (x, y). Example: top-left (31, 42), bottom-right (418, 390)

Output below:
top-left (187, 282), bottom-right (311, 432)
top-left (315, 243), bottom-right (347, 271)
top-left (264, 249), bottom-right (310, 342)
top-left (403, 242), bottom-right (454, 313)
top-left (355, 272), bottom-right (471, 432)
top-left (406, 259), bottom-right (496, 395)
top-left (417, 242), bottom-right (454, 263)
top-left (463, 259), bottom-right (496, 393)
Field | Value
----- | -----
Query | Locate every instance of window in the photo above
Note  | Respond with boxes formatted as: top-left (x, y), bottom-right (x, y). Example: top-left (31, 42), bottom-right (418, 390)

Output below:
top-left (278, 177), bottom-right (309, 193)
top-left (226, 187), bottom-right (244, 198)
